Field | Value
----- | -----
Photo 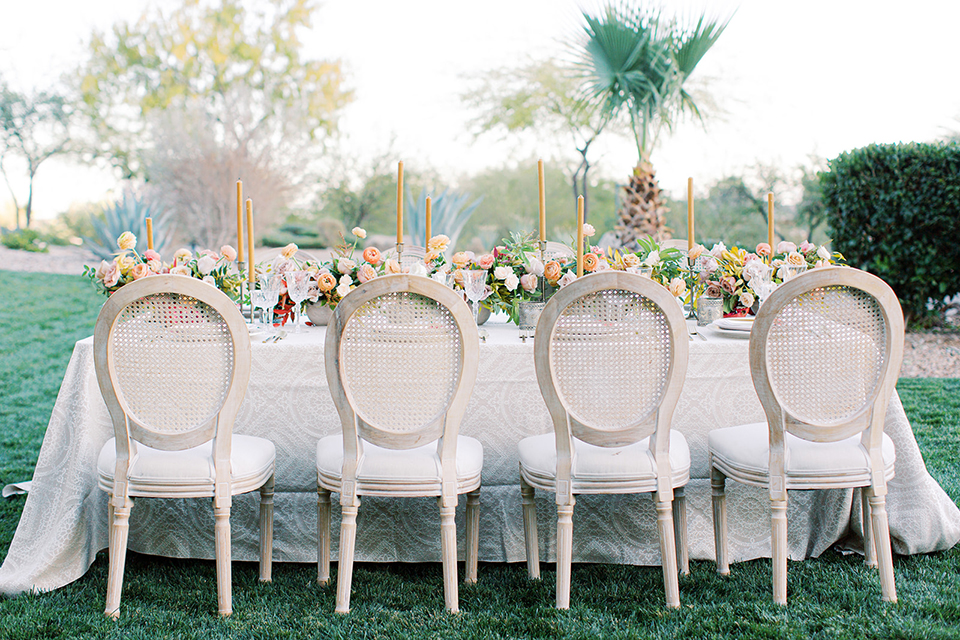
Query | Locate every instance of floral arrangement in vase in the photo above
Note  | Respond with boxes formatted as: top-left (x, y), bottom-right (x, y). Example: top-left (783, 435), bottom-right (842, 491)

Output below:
top-left (83, 231), bottom-right (244, 300)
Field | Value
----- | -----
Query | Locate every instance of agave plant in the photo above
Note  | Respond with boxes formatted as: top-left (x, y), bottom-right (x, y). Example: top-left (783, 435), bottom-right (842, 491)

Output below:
top-left (84, 187), bottom-right (173, 260)
top-left (405, 188), bottom-right (483, 254)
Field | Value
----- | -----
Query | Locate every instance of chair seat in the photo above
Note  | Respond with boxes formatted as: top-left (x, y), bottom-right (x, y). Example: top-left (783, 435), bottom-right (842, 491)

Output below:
top-left (98, 435), bottom-right (276, 498)
top-left (317, 435), bottom-right (483, 497)
top-left (518, 430), bottom-right (690, 494)
top-left (708, 422), bottom-right (896, 489)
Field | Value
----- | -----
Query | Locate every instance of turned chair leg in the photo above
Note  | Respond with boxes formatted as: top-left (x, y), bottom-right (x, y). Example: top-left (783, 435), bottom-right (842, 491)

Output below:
top-left (336, 501), bottom-right (360, 614)
top-left (104, 495), bottom-right (133, 619)
top-left (672, 486), bottom-right (690, 576)
top-left (317, 486), bottom-right (332, 586)
top-left (555, 497), bottom-right (575, 610)
top-left (439, 499), bottom-right (460, 613)
top-left (520, 476), bottom-right (540, 580)
top-left (259, 474), bottom-right (275, 582)
top-left (465, 489), bottom-right (480, 585)
top-left (213, 501), bottom-right (233, 616)
top-left (771, 497), bottom-right (788, 606)
top-left (862, 488), bottom-right (877, 568)
top-left (657, 498), bottom-right (681, 608)
top-left (868, 490), bottom-right (897, 603)
top-left (711, 465), bottom-right (730, 575)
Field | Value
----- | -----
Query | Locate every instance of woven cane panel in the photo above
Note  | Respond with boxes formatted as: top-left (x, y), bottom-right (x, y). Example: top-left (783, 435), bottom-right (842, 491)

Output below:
top-left (551, 289), bottom-right (670, 431)
top-left (767, 285), bottom-right (885, 426)
top-left (341, 292), bottom-right (461, 435)
top-left (112, 293), bottom-right (234, 435)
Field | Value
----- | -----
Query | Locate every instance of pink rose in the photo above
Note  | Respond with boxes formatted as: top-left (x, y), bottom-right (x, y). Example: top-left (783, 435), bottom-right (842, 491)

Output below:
top-left (799, 240), bottom-right (816, 254)
top-left (520, 273), bottom-right (538, 292)
top-left (776, 241), bottom-right (797, 254)
top-left (144, 249), bottom-right (161, 262)
top-left (558, 271), bottom-right (577, 288)
top-left (720, 276), bottom-right (737, 294)
top-left (477, 254), bottom-right (495, 269)
top-left (102, 263), bottom-right (121, 288)
top-left (705, 282), bottom-right (723, 298)
top-left (131, 263), bottom-right (149, 280)
top-left (357, 263), bottom-right (378, 283)
top-left (755, 243), bottom-right (771, 257)
top-left (220, 245), bottom-right (237, 262)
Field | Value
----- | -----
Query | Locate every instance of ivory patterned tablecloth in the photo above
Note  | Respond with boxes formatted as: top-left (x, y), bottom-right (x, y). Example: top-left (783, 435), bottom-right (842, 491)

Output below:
top-left (2, 321), bottom-right (958, 594)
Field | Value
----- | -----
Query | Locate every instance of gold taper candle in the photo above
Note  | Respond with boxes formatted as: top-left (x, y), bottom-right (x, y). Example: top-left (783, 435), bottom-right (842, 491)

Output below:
top-left (687, 178), bottom-right (694, 250)
top-left (396, 161), bottom-right (404, 244)
top-left (145, 217), bottom-right (154, 251)
top-left (236, 180), bottom-right (244, 262)
top-left (576, 195), bottom-right (584, 278)
top-left (246, 198), bottom-right (255, 283)
top-left (538, 159), bottom-right (546, 241)
top-left (767, 192), bottom-right (775, 248)
top-left (425, 195), bottom-right (432, 249)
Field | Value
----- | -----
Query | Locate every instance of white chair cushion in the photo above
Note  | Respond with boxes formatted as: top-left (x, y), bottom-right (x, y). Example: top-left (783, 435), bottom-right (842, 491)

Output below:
top-left (98, 435), bottom-right (276, 498)
top-left (518, 430), bottom-right (690, 494)
top-left (708, 422), bottom-right (895, 489)
top-left (317, 435), bottom-right (483, 496)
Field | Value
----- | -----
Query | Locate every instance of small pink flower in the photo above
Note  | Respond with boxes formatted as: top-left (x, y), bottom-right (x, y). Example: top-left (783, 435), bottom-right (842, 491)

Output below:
top-left (220, 245), bottom-right (237, 262)
top-left (799, 240), bottom-right (816, 254)
top-left (477, 254), bottom-right (495, 269)
top-left (144, 249), bottom-right (161, 262)
top-left (102, 263), bottom-right (121, 288)
top-left (520, 273), bottom-right (538, 292)
top-left (776, 241), bottom-right (797, 254)
top-left (755, 243), bottom-right (771, 257)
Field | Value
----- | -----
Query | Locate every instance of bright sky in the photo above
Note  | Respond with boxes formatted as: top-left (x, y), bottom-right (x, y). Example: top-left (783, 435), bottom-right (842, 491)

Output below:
top-left (1, 0), bottom-right (958, 220)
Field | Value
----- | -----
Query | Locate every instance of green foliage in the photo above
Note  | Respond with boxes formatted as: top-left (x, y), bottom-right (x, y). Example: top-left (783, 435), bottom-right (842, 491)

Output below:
top-left (83, 189), bottom-right (170, 261)
top-left (0, 228), bottom-right (49, 253)
top-left (261, 218), bottom-right (345, 249)
top-left (405, 188), bottom-right (483, 253)
top-left (820, 142), bottom-right (960, 324)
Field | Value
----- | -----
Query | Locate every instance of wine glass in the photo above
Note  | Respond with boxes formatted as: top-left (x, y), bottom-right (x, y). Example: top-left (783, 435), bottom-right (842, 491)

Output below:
top-left (256, 275), bottom-right (281, 331)
top-left (285, 270), bottom-right (312, 333)
top-left (750, 264), bottom-right (776, 306)
top-left (462, 270), bottom-right (488, 327)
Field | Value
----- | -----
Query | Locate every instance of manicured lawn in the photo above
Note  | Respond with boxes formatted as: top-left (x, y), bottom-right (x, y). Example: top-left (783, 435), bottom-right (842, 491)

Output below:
top-left (1, 270), bottom-right (958, 639)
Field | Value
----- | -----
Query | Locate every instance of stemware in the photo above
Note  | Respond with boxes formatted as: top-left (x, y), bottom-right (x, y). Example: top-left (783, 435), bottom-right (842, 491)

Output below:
top-left (284, 270), bottom-right (312, 333)
top-left (750, 264), bottom-right (777, 305)
top-left (261, 275), bottom-right (282, 331)
top-left (461, 270), bottom-right (488, 327)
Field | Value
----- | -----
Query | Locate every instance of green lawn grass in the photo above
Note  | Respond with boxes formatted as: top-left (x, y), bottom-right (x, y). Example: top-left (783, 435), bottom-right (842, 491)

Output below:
top-left (1, 270), bottom-right (958, 639)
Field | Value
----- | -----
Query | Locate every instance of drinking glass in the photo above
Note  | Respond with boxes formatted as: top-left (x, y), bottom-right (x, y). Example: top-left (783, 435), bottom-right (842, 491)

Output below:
top-left (255, 275), bottom-right (281, 332)
top-left (462, 270), bottom-right (488, 327)
top-left (285, 270), bottom-right (312, 333)
top-left (750, 264), bottom-right (776, 305)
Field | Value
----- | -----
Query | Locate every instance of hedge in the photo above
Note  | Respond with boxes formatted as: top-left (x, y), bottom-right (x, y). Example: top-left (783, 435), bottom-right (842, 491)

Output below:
top-left (820, 142), bottom-right (960, 325)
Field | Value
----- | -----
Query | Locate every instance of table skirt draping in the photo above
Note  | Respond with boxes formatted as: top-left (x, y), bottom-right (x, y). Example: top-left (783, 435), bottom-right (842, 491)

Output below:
top-left (2, 323), bottom-right (958, 594)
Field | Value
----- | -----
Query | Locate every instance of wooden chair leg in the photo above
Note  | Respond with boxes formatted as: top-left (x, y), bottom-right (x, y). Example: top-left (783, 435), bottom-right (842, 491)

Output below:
top-left (520, 476), bottom-right (540, 580)
top-left (771, 497), bottom-right (788, 606)
top-left (439, 500), bottom-right (460, 613)
top-left (336, 501), bottom-right (360, 614)
top-left (464, 489), bottom-right (480, 585)
top-left (555, 497), bottom-right (575, 610)
top-left (657, 498), bottom-right (681, 608)
top-left (214, 502), bottom-right (233, 616)
top-left (672, 486), bottom-right (690, 576)
top-left (104, 496), bottom-right (132, 619)
top-left (711, 465), bottom-right (730, 575)
top-left (259, 474), bottom-right (275, 582)
top-left (868, 491), bottom-right (897, 603)
top-left (317, 486), bottom-right (332, 586)
top-left (862, 488), bottom-right (877, 568)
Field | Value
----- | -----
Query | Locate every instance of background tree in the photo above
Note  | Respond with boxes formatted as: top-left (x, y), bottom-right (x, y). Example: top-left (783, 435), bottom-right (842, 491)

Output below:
top-left (71, 0), bottom-right (352, 245)
top-left (0, 79), bottom-right (72, 228)
top-left (461, 60), bottom-right (610, 220)
top-left (574, 2), bottom-right (730, 247)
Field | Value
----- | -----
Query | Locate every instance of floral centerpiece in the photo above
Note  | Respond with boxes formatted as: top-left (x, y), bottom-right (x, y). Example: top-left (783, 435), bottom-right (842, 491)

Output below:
top-left (83, 231), bottom-right (244, 300)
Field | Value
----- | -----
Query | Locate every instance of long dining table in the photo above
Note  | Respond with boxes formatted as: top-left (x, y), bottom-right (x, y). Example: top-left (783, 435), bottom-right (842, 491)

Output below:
top-left (2, 319), bottom-right (959, 595)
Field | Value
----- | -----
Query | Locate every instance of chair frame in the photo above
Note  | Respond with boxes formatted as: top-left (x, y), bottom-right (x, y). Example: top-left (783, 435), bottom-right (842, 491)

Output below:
top-left (522, 270), bottom-right (691, 608)
top-left (710, 266), bottom-right (904, 604)
top-left (94, 275), bottom-right (273, 617)
top-left (318, 274), bottom-right (481, 613)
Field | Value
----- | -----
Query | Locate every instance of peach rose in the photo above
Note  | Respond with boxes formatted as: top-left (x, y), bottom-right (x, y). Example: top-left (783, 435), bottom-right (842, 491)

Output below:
top-left (582, 223), bottom-right (596, 237)
top-left (544, 260), bottom-right (561, 283)
top-left (131, 263), bottom-right (149, 280)
top-left (739, 291), bottom-right (755, 308)
top-left (363, 246), bottom-right (381, 265)
top-left (755, 243), bottom-right (772, 257)
top-left (582, 253), bottom-right (599, 272)
top-left (281, 243), bottom-right (298, 259)
top-left (170, 265), bottom-right (192, 277)
top-left (357, 263), bottom-right (378, 284)
top-left (688, 244), bottom-right (705, 260)
top-left (786, 251), bottom-right (806, 266)
top-left (452, 252), bottom-right (470, 269)
top-left (317, 272), bottom-right (337, 292)
top-left (668, 277), bottom-right (686, 298)
top-left (174, 248), bottom-right (193, 263)
top-left (427, 234), bottom-right (450, 253)
top-left (352, 227), bottom-right (367, 239)
top-left (220, 245), bottom-right (237, 261)
top-left (477, 254), bottom-right (495, 270)
top-left (424, 250), bottom-right (440, 263)
top-left (520, 273), bottom-right (538, 292)
top-left (385, 258), bottom-right (402, 274)
top-left (117, 232), bottom-right (136, 251)
top-left (622, 253), bottom-right (641, 269)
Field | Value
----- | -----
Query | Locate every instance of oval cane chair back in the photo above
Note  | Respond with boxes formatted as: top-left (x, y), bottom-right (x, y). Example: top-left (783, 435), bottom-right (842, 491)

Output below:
top-left (543, 241), bottom-right (575, 261)
top-left (536, 271), bottom-right (689, 449)
top-left (750, 267), bottom-right (904, 444)
top-left (94, 275), bottom-right (251, 452)
top-left (326, 274), bottom-right (479, 451)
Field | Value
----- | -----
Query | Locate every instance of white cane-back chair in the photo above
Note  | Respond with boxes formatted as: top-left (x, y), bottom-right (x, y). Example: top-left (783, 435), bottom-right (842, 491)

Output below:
top-left (708, 267), bottom-right (904, 604)
top-left (317, 274), bottom-right (482, 613)
top-left (519, 271), bottom-right (691, 609)
top-left (94, 275), bottom-right (275, 617)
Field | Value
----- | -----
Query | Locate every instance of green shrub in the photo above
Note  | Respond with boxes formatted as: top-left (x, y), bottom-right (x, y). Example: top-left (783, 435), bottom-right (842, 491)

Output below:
top-left (820, 142), bottom-right (960, 325)
top-left (1, 228), bottom-right (49, 252)
top-left (261, 218), bottom-right (345, 248)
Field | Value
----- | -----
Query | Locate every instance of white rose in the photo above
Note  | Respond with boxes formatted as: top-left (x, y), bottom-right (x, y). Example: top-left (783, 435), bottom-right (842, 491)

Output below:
top-left (817, 245), bottom-right (831, 261)
top-left (667, 277), bottom-right (686, 297)
top-left (339, 275), bottom-right (353, 286)
top-left (197, 254), bottom-right (217, 275)
top-left (337, 258), bottom-right (356, 274)
top-left (202, 275), bottom-right (217, 287)
top-left (336, 283), bottom-right (352, 298)
top-left (504, 273), bottom-right (520, 291)
top-left (582, 223), bottom-right (596, 237)
top-left (525, 256), bottom-right (544, 276)
top-left (352, 227), bottom-right (367, 239)
top-left (494, 266), bottom-right (512, 280)
top-left (643, 250), bottom-right (660, 267)
top-left (558, 271), bottom-right (578, 288)
top-left (408, 261), bottom-right (428, 277)
top-left (710, 242), bottom-right (726, 258)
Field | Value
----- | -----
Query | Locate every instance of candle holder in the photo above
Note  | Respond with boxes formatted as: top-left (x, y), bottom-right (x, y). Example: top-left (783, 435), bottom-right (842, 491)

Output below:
top-left (395, 242), bottom-right (404, 269)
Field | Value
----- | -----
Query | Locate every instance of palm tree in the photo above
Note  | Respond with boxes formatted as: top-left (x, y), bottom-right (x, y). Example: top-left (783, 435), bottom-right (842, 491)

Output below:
top-left (575, 2), bottom-right (731, 247)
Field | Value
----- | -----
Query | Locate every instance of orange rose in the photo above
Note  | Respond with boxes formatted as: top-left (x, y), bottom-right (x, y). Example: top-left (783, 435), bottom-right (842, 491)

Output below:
top-left (583, 253), bottom-right (599, 272)
top-left (362, 246), bottom-right (381, 265)
top-left (544, 260), bottom-right (561, 283)
top-left (317, 273), bottom-right (337, 292)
